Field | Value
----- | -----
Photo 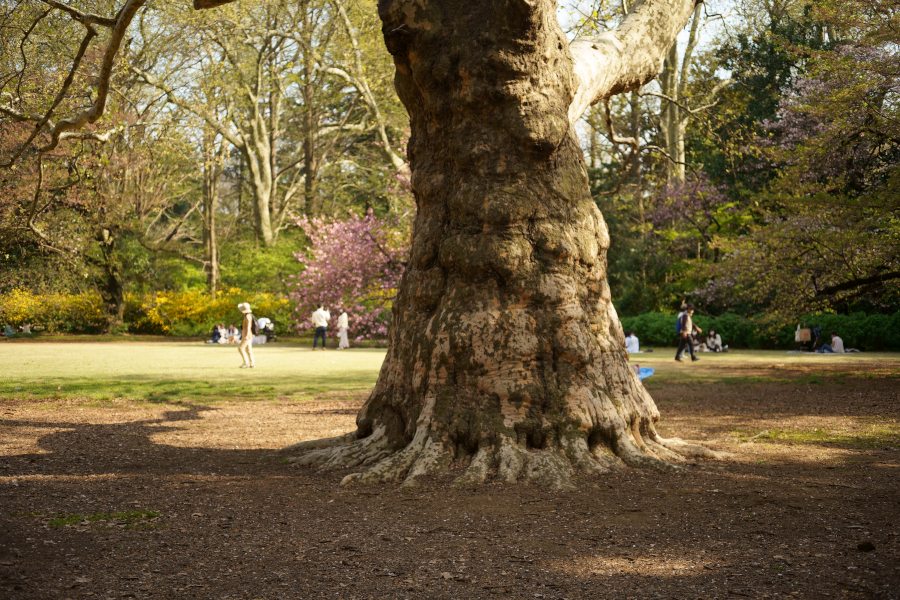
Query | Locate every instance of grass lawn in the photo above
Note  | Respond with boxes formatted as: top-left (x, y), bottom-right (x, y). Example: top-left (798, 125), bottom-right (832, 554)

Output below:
top-left (1, 339), bottom-right (898, 403)
top-left (0, 340), bottom-right (386, 402)
top-left (631, 347), bottom-right (900, 387)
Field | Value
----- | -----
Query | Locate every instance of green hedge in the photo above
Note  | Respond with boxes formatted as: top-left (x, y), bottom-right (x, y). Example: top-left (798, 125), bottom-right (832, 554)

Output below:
top-left (619, 311), bottom-right (900, 351)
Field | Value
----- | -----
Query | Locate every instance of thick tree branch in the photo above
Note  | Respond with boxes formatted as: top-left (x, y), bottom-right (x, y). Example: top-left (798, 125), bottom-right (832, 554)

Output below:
top-left (568, 0), bottom-right (701, 124)
top-left (39, 0), bottom-right (118, 27)
top-left (815, 271), bottom-right (900, 297)
top-left (40, 0), bottom-right (148, 155)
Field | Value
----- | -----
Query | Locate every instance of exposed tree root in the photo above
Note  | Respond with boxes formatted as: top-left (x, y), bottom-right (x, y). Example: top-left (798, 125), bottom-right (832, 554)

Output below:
top-left (454, 445), bottom-right (494, 486)
top-left (283, 320), bottom-right (724, 489)
top-left (525, 451), bottom-right (575, 491)
top-left (496, 437), bottom-right (525, 483)
top-left (282, 431), bottom-right (357, 453)
top-left (284, 415), bottom-right (723, 490)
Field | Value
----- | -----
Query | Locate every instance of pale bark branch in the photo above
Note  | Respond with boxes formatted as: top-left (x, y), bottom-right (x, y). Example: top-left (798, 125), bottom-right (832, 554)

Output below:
top-left (568, 0), bottom-right (701, 125)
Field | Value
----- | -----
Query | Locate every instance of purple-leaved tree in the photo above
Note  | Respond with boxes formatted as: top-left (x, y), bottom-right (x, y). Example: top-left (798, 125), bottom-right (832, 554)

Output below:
top-left (288, 210), bottom-right (408, 341)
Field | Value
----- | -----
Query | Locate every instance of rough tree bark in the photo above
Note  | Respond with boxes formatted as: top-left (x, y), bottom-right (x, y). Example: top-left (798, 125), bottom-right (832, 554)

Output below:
top-left (285, 0), bottom-right (721, 488)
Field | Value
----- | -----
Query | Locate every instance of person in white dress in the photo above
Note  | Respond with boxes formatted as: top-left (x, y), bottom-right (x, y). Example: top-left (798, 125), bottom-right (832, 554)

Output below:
top-left (337, 311), bottom-right (350, 349)
top-left (624, 331), bottom-right (640, 354)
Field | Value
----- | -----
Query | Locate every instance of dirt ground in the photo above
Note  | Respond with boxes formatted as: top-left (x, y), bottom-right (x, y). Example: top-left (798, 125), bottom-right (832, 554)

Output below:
top-left (1, 378), bottom-right (899, 600)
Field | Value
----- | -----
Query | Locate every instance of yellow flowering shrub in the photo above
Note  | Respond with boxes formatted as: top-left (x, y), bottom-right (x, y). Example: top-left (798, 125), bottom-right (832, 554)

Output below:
top-left (128, 287), bottom-right (289, 335)
top-left (0, 288), bottom-right (289, 336)
top-left (0, 289), bottom-right (106, 333)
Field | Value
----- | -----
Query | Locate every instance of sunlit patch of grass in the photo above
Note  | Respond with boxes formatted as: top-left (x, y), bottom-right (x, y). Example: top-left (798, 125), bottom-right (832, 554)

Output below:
top-left (30, 510), bottom-right (162, 528)
top-left (731, 424), bottom-right (900, 448)
top-left (721, 376), bottom-right (790, 385)
top-left (0, 343), bottom-right (387, 403)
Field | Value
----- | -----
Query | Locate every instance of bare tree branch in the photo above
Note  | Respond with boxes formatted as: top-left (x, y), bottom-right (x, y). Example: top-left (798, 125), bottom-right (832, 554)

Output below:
top-left (39, 0), bottom-right (118, 27)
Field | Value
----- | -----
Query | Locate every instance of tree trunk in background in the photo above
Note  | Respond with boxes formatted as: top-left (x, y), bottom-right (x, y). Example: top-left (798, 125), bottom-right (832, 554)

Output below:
top-left (202, 130), bottom-right (223, 297)
top-left (659, 43), bottom-right (684, 183)
top-left (287, 0), bottom-right (717, 488)
top-left (95, 227), bottom-right (125, 333)
top-left (629, 90), bottom-right (648, 296)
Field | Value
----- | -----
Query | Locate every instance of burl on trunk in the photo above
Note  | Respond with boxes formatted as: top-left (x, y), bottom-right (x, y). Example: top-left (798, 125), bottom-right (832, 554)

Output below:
top-left (286, 0), bottom-right (720, 488)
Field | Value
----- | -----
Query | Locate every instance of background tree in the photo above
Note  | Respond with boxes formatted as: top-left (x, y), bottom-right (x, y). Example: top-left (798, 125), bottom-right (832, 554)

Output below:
top-left (131, 0), bottom-right (407, 246)
top-left (288, 209), bottom-right (408, 340)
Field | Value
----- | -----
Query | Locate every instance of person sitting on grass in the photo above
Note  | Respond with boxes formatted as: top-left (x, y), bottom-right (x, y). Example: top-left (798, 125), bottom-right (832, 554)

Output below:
top-left (227, 323), bottom-right (240, 344)
top-left (706, 329), bottom-right (724, 352)
top-left (217, 324), bottom-right (228, 344)
top-left (817, 332), bottom-right (845, 354)
top-left (210, 324), bottom-right (221, 344)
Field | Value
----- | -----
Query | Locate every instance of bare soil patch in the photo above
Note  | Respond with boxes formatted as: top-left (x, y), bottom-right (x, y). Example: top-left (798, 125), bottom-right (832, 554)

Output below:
top-left (1, 380), bottom-right (898, 600)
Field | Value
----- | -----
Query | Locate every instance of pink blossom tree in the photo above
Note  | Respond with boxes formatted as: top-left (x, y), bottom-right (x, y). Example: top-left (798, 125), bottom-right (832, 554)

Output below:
top-left (288, 210), bottom-right (409, 342)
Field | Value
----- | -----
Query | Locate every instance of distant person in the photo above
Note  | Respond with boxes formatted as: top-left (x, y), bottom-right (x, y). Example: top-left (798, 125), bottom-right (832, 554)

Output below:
top-left (817, 332), bottom-right (845, 354)
top-left (706, 329), bottom-right (724, 352)
top-left (261, 320), bottom-right (277, 342)
top-left (227, 323), bottom-right (240, 344)
top-left (691, 329), bottom-right (705, 352)
top-left (337, 311), bottom-right (350, 350)
top-left (254, 318), bottom-right (272, 344)
top-left (216, 324), bottom-right (228, 344)
top-left (209, 325), bottom-right (221, 344)
top-left (20, 323), bottom-right (31, 334)
top-left (312, 305), bottom-right (330, 350)
top-left (675, 303), bottom-right (701, 362)
top-left (3, 325), bottom-right (15, 338)
top-left (624, 331), bottom-right (640, 354)
top-left (237, 303), bottom-right (256, 368)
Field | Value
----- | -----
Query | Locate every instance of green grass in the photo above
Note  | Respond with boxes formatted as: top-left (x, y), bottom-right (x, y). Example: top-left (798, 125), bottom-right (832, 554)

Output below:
top-left (0, 341), bottom-right (387, 402)
top-left (1, 342), bottom-right (898, 403)
top-left (630, 349), bottom-right (900, 384)
top-left (731, 424), bottom-right (900, 448)
top-left (16, 510), bottom-right (162, 528)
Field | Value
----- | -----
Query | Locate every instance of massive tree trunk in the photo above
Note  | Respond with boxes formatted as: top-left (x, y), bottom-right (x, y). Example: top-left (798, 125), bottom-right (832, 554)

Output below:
top-left (286, 0), bottom-right (719, 488)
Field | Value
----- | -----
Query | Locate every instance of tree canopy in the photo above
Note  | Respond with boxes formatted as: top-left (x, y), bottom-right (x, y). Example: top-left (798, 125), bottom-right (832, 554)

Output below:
top-left (1, 0), bottom-right (897, 332)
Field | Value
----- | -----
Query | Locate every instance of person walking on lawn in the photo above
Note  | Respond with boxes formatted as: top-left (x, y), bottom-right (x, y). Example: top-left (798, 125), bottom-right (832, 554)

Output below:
top-left (675, 303), bottom-right (701, 362)
top-left (312, 305), bottom-right (330, 350)
top-left (237, 303), bottom-right (255, 368)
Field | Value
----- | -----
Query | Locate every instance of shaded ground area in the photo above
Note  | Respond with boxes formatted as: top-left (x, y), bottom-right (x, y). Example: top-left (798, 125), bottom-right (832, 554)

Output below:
top-left (1, 369), bottom-right (898, 599)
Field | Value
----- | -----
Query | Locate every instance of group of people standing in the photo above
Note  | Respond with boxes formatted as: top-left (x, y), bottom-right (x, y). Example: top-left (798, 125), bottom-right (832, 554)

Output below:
top-left (311, 305), bottom-right (350, 351)
top-left (227, 302), bottom-right (353, 369)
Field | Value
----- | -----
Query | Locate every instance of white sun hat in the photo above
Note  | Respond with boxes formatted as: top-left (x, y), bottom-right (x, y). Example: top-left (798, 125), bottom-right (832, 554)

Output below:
top-left (238, 302), bottom-right (252, 314)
